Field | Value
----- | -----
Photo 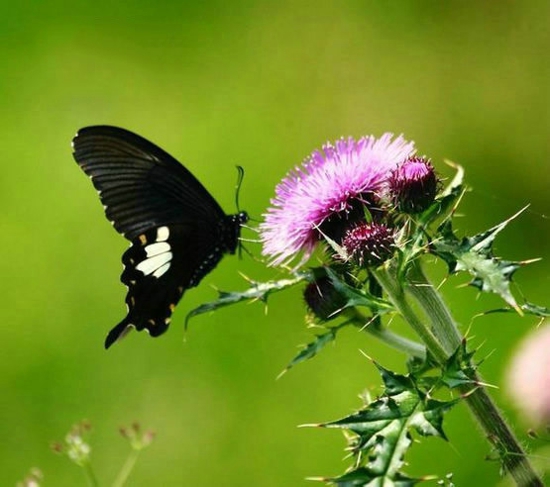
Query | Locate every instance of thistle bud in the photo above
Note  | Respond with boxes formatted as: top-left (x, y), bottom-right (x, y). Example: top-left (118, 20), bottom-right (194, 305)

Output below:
top-left (303, 275), bottom-right (346, 321)
top-left (341, 222), bottom-right (395, 267)
top-left (389, 156), bottom-right (437, 214)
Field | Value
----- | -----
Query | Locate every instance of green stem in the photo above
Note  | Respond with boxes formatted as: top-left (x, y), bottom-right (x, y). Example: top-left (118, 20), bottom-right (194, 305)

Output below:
top-left (406, 261), bottom-right (543, 487)
top-left (372, 267), bottom-right (448, 364)
top-left (345, 309), bottom-right (426, 359)
top-left (405, 261), bottom-right (463, 353)
top-left (112, 449), bottom-right (141, 487)
top-left (374, 262), bottom-right (543, 487)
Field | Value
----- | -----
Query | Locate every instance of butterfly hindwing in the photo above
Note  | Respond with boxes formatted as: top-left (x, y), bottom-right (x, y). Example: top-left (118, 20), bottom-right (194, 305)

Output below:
top-left (105, 223), bottom-right (226, 348)
top-left (72, 126), bottom-right (248, 348)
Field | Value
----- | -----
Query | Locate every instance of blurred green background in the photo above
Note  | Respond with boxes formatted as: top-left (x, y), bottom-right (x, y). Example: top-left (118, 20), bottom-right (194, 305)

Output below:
top-left (1, 1), bottom-right (549, 485)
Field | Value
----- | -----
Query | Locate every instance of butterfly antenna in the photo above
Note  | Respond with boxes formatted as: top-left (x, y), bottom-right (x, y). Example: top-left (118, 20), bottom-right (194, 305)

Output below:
top-left (234, 165), bottom-right (245, 213)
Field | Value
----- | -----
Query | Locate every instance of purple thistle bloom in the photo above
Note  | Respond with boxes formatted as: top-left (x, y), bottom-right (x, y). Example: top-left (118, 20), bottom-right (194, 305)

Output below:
top-left (260, 134), bottom-right (415, 266)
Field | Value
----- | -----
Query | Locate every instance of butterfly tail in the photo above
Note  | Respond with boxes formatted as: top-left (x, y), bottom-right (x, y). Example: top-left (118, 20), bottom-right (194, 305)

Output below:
top-left (105, 315), bottom-right (170, 349)
top-left (105, 318), bottom-right (135, 349)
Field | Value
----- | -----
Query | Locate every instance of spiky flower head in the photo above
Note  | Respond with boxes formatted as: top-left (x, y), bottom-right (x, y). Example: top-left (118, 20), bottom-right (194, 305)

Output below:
top-left (388, 156), bottom-right (437, 214)
top-left (341, 222), bottom-right (395, 267)
top-left (260, 134), bottom-right (415, 266)
top-left (304, 274), bottom-right (347, 321)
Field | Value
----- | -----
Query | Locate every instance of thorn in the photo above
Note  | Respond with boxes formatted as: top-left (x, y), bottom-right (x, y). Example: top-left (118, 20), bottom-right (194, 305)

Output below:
top-left (513, 302), bottom-right (524, 317)
top-left (358, 349), bottom-right (375, 363)
top-left (460, 387), bottom-right (479, 399)
top-left (275, 369), bottom-right (288, 380)
top-left (519, 257), bottom-right (542, 266)
top-left (474, 380), bottom-right (498, 389)
top-left (238, 271), bottom-right (255, 284)
top-left (358, 315), bottom-right (377, 332)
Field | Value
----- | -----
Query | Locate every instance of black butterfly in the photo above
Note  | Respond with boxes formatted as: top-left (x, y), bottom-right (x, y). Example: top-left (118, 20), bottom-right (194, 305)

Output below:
top-left (72, 126), bottom-right (248, 349)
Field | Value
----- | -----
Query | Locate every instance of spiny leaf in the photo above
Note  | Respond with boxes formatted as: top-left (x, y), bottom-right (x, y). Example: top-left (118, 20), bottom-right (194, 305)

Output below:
top-left (441, 341), bottom-right (478, 389)
top-left (520, 302), bottom-right (550, 317)
top-left (481, 301), bottom-right (550, 318)
top-left (418, 161), bottom-right (465, 228)
top-left (406, 352), bottom-right (438, 377)
top-left (279, 326), bottom-right (340, 378)
top-left (318, 468), bottom-right (422, 486)
top-left (430, 207), bottom-right (533, 311)
top-left (315, 364), bottom-right (458, 486)
top-left (185, 272), bottom-right (310, 326)
top-left (375, 363), bottom-right (416, 396)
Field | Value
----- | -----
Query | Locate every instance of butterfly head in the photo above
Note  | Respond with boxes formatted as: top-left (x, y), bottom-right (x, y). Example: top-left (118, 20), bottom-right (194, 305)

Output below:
top-left (237, 211), bottom-right (249, 225)
top-left (224, 211), bottom-right (249, 255)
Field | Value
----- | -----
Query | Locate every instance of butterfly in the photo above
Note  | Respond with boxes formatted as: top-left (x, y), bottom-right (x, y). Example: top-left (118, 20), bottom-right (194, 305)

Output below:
top-left (72, 126), bottom-right (248, 349)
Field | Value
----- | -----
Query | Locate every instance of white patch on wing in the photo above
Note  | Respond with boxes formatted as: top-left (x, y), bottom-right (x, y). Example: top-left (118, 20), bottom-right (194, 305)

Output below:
top-left (153, 262), bottom-right (171, 278)
top-left (136, 251), bottom-right (173, 277)
top-left (145, 241), bottom-right (171, 257)
top-left (157, 226), bottom-right (170, 242)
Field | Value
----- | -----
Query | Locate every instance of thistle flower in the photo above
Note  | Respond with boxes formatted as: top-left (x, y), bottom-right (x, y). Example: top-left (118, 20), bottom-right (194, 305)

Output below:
top-left (261, 134), bottom-right (415, 266)
top-left (388, 156), bottom-right (438, 214)
top-left (341, 222), bottom-right (395, 267)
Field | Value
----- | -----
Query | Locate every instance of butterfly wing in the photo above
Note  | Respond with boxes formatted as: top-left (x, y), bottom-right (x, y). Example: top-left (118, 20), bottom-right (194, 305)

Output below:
top-left (72, 125), bottom-right (226, 240)
top-left (72, 126), bottom-right (235, 348)
top-left (105, 222), bottom-right (227, 348)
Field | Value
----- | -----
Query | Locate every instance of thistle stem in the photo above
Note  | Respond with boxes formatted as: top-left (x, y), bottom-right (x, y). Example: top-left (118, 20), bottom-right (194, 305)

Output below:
top-left (406, 261), bottom-right (543, 487)
top-left (373, 262), bottom-right (543, 487)
top-left (371, 267), bottom-right (448, 363)
top-left (405, 261), bottom-right (463, 353)
top-left (346, 309), bottom-right (426, 359)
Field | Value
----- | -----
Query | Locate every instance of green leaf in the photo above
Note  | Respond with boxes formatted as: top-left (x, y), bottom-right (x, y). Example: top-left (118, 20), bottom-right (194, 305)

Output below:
top-left (521, 302), bottom-right (550, 317)
top-left (441, 341), bottom-right (477, 389)
top-left (320, 468), bottom-right (421, 486)
top-left (406, 352), bottom-right (438, 377)
top-left (418, 161), bottom-right (465, 228)
top-left (430, 207), bottom-right (535, 311)
top-left (376, 363), bottom-right (416, 396)
top-left (316, 364), bottom-right (458, 486)
top-left (185, 272), bottom-right (310, 326)
top-left (481, 301), bottom-right (550, 318)
top-left (279, 327), bottom-right (339, 377)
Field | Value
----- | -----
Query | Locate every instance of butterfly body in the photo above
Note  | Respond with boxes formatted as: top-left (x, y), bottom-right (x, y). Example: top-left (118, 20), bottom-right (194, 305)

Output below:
top-left (72, 126), bottom-right (247, 348)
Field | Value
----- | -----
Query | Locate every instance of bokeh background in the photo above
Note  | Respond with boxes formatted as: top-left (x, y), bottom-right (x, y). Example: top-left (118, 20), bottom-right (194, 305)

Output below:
top-left (2, 1), bottom-right (549, 485)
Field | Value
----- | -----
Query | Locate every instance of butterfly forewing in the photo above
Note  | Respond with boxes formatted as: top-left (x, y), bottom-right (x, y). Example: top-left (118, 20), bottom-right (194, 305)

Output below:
top-left (72, 126), bottom-right (247, 348)
top-left (73, 126), bottom-right (226, 240)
